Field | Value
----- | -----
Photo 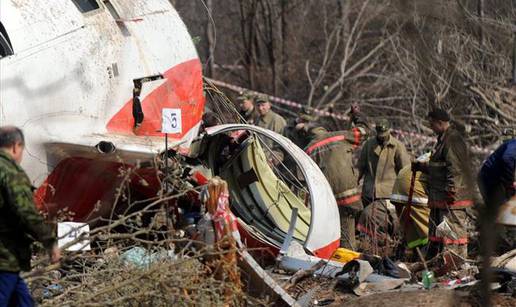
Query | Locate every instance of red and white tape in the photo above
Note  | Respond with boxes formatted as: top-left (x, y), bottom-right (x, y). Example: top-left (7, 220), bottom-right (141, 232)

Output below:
top-left (206, 78), bottom-right (491, 155)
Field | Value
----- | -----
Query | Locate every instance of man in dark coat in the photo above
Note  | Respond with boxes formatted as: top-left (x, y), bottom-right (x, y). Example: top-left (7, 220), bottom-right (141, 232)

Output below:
top-left (413, 109), bottom-right (476, 258)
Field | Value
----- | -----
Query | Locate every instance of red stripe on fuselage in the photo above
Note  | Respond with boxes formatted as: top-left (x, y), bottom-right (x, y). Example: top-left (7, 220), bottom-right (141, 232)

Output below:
top-left (106, 59), bottom-right (205, 137)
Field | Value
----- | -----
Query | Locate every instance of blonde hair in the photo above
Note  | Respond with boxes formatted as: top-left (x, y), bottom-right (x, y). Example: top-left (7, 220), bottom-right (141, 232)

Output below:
top-left (206, 176), bottom-right (228, 215)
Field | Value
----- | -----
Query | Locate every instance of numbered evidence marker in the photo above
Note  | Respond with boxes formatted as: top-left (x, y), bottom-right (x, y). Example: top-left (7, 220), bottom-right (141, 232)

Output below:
top-left (57, 222), bottom-right (91, 251)
top-left (161, 108), bottom-right (182, 134)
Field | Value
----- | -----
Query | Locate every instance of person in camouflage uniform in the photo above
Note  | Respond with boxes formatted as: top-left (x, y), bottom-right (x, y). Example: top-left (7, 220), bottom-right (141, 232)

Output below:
top-left (413, 109), bottom-right (476, 258)
top-left (0, 126), bottom-right (60, 306)
top-left (302, 110), bottom-right (369, 249)
top-left (237, 90), bottom-right (260, 125)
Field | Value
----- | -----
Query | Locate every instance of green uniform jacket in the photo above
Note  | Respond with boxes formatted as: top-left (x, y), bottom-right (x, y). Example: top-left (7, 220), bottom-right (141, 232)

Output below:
top-left (304, 124), bottom-right (369, 211)
top-left (256, 110), bottom-right (287, 161)
top-left (256, 110), bottom-right (287, 135)
top-left (0, 152), bottom-right (56, 272)
top-left (426, 127), bottom-right (475, 209)
top-left (358, 135), bottom-right (410, 200)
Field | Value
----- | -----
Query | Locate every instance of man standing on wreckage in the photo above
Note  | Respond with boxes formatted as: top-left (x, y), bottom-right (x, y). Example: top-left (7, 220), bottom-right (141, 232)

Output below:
top-left (297, 105), bottom-right (370, 250)
top-left (412, 109), bottom-right (476, 259)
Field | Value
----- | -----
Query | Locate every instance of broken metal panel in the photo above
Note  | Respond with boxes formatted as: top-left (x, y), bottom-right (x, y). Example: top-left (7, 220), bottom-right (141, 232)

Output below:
top-left (220, 139), bottom-right (311, 242)
top-left (205, 124), bottom-right (340, 257)
top-left (238, 249), bottom-right (299, 306)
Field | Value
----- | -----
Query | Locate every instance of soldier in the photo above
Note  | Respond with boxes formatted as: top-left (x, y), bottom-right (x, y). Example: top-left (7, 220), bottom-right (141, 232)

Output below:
top-left (413, 109), bottom-right (475, 258)
top-left (254, 95), bottom-right (287, 165)
top-left (302, 110), bottom-right (369, 249)
top-left (357, 119), bottom-right (411, 206)
top-left (0, 126), bottom-right (61, 306)
top-left (237, 90), bottom-right (259, 125)
top-left (255, 94), bottom-right (287, 135)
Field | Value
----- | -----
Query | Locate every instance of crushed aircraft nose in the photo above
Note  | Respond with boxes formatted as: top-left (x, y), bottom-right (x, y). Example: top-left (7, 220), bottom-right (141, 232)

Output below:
top-left (204, 124), bottom-right (341, 258)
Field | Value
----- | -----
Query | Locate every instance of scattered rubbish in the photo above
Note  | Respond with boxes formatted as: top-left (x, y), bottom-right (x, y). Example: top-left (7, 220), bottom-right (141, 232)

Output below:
top-left (492, 249), bottom-right (516, 272)
top-left (435, 251), bottom-right (467, 277)
top-left (441, 276), bottom-right (475, 288)
top-left (330, 248), bottom-right (361, 264)
top-left (491, 267), bottom-right (516, 293)
top-left (422, 270), bottom-right (435, 289)
top-left (436, 218), bottom-right (458, 241)
top-left (295, 287), bottom-right (317, 306)
top-left (352, 277), bottom-right (405, 296)
top-left (286, 260), bottom-right (326, 290)
top-left (375, 256), bottom-right (411, 279)
top-left (335, 258), bottom-right (407, 296)
top-left (337, 259), bottom-right (374, 285)
top-left (279, 241), bottom-right (344, 278)
top-left (57, 222), bottom-right (91, 251)
top-left (313, 298), bottom-right (335, 306)
top-left (42, 284), bottom-right (63, 299)
top-left (120, 246), bottom-right (176, 268)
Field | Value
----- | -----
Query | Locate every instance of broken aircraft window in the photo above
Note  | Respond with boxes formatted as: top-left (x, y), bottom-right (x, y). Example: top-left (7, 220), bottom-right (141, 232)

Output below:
top-left (0, 22), bottom-right (14, 58)
top-left (71, 0), bottom-right (100, 13)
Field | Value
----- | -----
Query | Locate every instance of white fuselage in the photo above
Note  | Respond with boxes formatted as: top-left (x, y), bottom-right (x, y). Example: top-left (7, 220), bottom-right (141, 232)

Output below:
top-left (0, 0), bottom-right (203, 185)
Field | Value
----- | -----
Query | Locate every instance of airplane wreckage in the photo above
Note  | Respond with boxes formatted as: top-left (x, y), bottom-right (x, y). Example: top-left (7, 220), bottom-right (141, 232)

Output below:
top-left (0, 0), bottom-right (341, 304)
top-left (4, 1), bottom-right (515, 305)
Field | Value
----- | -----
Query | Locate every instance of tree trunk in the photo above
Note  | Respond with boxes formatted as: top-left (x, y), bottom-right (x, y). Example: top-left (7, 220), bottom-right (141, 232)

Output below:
top-left (280, 0), bottom-right (287, 95)
top-left (477, 0), bottom-right (485, 68)
top-left (206, 0), bottom-right (215, 77)
top-left (512, 29), bottom-right (516, 84)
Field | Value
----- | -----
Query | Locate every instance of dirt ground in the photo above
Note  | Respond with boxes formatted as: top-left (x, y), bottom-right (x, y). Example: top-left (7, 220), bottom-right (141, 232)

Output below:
top-left (286, 276), bottom-right (516, 307)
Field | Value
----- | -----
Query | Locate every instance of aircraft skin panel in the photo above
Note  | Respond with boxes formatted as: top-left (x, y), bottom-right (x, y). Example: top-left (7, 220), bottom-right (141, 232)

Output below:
top-left (0, 0), bottom-right (85, 53)
top-left (106, 59), bottom-right (204, 139)
top-left (206, 124), bottom-right (341, 258)
top-left (0, 0), bottom-right (204, 187)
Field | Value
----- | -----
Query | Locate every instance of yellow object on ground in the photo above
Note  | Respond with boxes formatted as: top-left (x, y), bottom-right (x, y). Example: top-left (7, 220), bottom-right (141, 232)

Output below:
top-left (330, 248), bottom-right (361, 263)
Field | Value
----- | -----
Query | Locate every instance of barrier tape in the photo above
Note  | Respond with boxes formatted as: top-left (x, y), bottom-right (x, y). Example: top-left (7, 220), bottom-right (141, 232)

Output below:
top-left (205, 78), bottom-right (491, 155)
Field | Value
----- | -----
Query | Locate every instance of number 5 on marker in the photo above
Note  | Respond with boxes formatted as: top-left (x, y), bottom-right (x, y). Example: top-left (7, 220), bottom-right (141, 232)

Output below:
top-left (161, 108), bottom-right (182, 134)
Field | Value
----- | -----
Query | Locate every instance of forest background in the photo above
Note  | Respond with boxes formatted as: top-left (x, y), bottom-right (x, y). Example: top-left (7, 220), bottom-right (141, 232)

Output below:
top-left (172, 0), bottom-right (516, 152)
